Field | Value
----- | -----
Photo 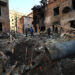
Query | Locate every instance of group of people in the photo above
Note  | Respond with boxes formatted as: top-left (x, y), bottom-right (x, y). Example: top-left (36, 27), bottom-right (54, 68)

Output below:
top-left (25, 27), bottom-right (51, 38)
top-left (25, 27), bottom-right (34, 37)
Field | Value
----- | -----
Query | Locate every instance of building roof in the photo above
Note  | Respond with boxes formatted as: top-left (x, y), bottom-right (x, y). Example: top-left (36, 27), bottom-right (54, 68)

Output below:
top-left (9, 10), bottom-right (26, 16)
top-left (27, 12), bottom-right (33, 18)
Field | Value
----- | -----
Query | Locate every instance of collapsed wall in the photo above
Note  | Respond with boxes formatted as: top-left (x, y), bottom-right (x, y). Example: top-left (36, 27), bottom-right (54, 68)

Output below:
top-left (32, 0), bottom-right (75, 37)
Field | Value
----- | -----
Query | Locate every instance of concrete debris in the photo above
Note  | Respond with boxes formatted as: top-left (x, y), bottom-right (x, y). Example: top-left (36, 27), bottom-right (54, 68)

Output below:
top-left (48, 40), bottom-right (75, 60)
top-left (0, 32), bottom-right (75, 75)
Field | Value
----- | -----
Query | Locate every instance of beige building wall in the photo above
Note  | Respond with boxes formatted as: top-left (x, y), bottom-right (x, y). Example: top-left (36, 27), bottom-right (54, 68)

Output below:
top-left (9, 10), bottom-right (26, 31)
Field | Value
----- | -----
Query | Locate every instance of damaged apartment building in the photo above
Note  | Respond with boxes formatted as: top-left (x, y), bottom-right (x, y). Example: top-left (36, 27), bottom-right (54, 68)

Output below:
top-left (32, 5), bottom-right (45, 32)
top-left (0, 0), bottom-right (9, 33)
top-left (32, 0), bottom-right (75, 36)
top-left (17, 13), bottom-right (33, 34)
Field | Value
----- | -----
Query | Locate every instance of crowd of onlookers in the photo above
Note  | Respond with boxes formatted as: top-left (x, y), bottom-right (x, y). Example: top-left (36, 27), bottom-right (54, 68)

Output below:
top-left (25, 27), bottom-right (52, 38)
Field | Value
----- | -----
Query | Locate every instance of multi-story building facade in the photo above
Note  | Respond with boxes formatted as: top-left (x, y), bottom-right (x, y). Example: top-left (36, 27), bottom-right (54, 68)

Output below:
top-left (32, 0), bottom-right (75, 36)
top-left (44, 0), bottom-right (75, 34)
top-left (9, 10), bottom-right (25, 31)
top-left (32, 5), bottom-right (45, 32)
top-left (0, 0), bottom-right (9, 33)
top-left (17, 16), bottom-right (33, 34)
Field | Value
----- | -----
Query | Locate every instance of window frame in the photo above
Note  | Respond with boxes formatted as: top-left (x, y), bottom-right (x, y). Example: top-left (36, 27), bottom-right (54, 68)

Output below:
top-left (53, 6), bottom-right (59, 16)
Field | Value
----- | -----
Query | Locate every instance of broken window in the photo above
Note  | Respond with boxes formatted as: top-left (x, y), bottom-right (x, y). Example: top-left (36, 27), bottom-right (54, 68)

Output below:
top-left (72, 0), bottom-right (75, 10)
top-left (12, 19), bottom-right (14, 21)
top-left (62, 7), bottom-right (72, 14)
top-left (53, 7), bottom-right (59, 16)
top-left (40, 26), bottom-right (45, 31)
top-left (70, 21), bottom-right (75, 28)
top-left (54, 0), bottom-right (57, 1)
top-left (0, 1), bottom-right (7, 6)
top-left (0, 23), bottom-right (2, 31)
top-left (0, 6), bottom-right (1, 16)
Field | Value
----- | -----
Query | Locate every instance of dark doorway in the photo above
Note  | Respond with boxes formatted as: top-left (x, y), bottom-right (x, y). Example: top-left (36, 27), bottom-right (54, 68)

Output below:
top-left (62, 7), bottom-right (72, 14)
top-left (72, 0), bottom-right (75, 10)
top-left (70, 21), bottom-right (75, 28)
top-left (52, 25), bottom-right (55, 32)
top-left (40, 26), bottom-right (45, 31)
top-left (54, 7), bottom-right (59, 16)
top-left (55, 27), bottom-right (58, 33)
top-left (0, 23), bottom-right (2, 31)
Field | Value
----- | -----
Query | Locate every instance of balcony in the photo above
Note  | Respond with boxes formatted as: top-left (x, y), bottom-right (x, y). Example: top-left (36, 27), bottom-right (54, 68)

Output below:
top-left (0, 0), bottom-right (7, 6)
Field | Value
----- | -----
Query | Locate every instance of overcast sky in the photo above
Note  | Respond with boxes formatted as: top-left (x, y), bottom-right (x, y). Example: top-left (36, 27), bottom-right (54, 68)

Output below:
top-left (9, 0), bottom-right (41, 15)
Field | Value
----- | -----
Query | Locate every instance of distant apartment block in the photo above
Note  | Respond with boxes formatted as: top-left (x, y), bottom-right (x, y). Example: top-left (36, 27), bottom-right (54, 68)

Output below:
top-left (9, 10), bottom-right (26, 31)
top-left (0, 0), bottom-right (10, 33)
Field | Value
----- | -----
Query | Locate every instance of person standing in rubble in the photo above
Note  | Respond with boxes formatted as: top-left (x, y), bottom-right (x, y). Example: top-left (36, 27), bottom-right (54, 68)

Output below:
top-left (30, 27), bottom-right (34, 37)
top-left (47, 27), bottom-right (51, 38)
top-left (25, 27), bottom-right (28, 37)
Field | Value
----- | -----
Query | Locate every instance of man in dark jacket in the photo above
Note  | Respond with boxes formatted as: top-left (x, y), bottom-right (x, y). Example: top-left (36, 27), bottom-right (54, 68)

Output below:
top-left (47, 27), bottom-right (51, 38)
top-left (25, 28), bottom-right (28, 37)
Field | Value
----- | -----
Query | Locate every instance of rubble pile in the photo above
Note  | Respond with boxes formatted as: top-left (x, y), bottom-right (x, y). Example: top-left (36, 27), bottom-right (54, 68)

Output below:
top-left (9, 37), bottom-right (60, 75)
top-left (9, 37), bottom-right (75, 75)
top-left (60, 58), bottom-right (75, 75)
top-left (0, 39), bottom-right (11, 52)
top-left (11, 38), bottom-right (40, 65)
top-left (0, 33), bottom-right (75, 75)
top-left (0, 33), bottom-right (9, 39)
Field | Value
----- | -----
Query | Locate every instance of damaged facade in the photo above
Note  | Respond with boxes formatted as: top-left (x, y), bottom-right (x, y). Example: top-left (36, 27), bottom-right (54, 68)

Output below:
top-left (9, 10), bottom-right (26, 32)
top-left (32, 0), bottom-right (75, 37)
top-left (0, 0), bottom-right (9, 33)
top-left (32, 5), bottom-right (45, 32)
top-left (17, 15), bottom-right (33, 34)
